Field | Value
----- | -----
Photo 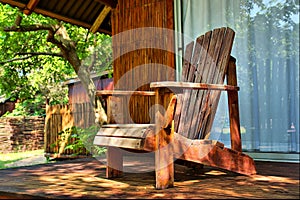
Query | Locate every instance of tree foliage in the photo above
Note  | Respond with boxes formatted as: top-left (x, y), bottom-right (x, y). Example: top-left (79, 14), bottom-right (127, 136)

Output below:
top-left (0, 4), bottom-right (112, 118)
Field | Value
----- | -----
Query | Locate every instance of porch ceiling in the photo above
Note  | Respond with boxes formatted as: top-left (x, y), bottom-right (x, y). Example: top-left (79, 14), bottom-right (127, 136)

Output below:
top-left (0, 0), bottom-right (118, 35)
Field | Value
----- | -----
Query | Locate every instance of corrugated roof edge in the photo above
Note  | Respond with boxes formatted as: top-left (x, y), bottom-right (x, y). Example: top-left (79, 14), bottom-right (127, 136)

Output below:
top-left (63, 70), bottom-right (113, 85)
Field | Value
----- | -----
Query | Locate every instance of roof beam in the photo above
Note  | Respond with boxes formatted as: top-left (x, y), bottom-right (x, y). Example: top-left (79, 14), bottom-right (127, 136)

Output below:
top-left (23, 0), bottom-right (40, 15)
top-left (0, 0), bottom-right (40, 15)
top-left (34, 6), bottom-right (111, 35)
top-left (94, 0), bottom-right (118, 8)
top-left (89, 5), bottom-right (111, 34)
top-left (0, 0), bottom-right (25, 8)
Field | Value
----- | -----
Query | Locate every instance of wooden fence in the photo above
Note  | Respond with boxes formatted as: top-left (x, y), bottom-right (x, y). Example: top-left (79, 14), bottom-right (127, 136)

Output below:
top-left (44, 103), bottom-right (96, 158)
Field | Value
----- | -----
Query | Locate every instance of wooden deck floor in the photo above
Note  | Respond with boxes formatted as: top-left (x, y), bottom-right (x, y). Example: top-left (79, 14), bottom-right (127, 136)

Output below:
top-left (0, 155), bottom-right (299, 199)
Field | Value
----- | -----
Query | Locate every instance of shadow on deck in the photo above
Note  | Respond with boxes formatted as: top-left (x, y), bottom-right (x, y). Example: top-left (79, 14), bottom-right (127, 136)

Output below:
top-left (0, 155), bottom-right (299, 199)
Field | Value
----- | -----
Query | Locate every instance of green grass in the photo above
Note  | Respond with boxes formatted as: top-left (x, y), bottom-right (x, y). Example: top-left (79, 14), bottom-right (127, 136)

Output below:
top-left (0, 149), bottom-right (45, 169)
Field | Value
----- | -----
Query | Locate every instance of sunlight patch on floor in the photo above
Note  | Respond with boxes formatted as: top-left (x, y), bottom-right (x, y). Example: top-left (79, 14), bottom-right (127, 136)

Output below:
top-left (204, 170), bottom-right (227, 176)
top-left (251, 175), bottom-right (299, 184)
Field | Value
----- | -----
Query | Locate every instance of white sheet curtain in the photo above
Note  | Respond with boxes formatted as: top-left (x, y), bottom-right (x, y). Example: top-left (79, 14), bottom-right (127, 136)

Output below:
top-left (174, 0), bottom-right (299, 153)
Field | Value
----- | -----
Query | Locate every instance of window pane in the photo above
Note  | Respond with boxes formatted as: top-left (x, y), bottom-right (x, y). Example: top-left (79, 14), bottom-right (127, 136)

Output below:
top-left (177, 0), bottom-right (299, 153)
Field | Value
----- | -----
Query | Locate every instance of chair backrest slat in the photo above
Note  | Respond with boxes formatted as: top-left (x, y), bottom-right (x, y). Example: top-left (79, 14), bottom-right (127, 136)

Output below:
top-left (174, 27), bottom-right (235, 139)
top-left (174, 41), bottom-right (194, 132)
top-left (198, 28), bottom-right (235, 139)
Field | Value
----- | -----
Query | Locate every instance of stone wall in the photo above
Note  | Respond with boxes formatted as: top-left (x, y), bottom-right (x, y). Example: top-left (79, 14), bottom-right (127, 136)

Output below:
top-left (0, 116), bottom-right (44, 153)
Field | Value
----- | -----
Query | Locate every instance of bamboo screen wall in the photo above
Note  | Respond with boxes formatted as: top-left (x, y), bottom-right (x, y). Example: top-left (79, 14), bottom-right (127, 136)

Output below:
top-left (109, 0), bottom-right (175, 123)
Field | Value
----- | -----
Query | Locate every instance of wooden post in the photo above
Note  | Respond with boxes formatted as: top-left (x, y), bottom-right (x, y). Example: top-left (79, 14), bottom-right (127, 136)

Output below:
top-left (227, 56), bottom-right (242, 152)
top-left (155, 88), bottom-right (174, 189)
top-left (23, 0), bottom-right (39, 15)
top-left (106, 147), bottom-right (123, 178)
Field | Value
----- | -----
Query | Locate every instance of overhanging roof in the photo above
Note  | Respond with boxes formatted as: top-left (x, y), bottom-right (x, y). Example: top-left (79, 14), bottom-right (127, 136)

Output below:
top-left (0, 0), bottom-right (118, 35)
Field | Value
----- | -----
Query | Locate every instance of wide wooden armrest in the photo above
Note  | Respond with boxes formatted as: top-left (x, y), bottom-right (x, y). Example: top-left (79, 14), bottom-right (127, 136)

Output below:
top-left (96, 90), bottom-right (156, 97)
top-left (150, 81), bottom-right (239, 91)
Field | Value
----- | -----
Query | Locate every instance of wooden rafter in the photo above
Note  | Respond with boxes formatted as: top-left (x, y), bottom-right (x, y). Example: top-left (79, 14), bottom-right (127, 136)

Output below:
top-left (23, 0), bottom-right (39, 15)
top-left (94, 0), bottom-right (118, 8)
top-left (89, 5), bottom-right (111, 34)
top-left (0, 0), bottom-right (25, 8)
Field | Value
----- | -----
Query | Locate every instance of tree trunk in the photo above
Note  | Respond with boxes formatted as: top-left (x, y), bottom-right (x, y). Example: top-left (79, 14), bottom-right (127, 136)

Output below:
top-left (4, 20), bottom-right (108, 125)
top-left (55, 25), bottom-right (108, 125)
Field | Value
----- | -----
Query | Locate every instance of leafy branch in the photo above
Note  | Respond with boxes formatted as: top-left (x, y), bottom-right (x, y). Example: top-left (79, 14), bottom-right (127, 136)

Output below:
top-left (1, 11), bottom-right (108, 124)
top-left (0, 52), bottom-right (63, 64)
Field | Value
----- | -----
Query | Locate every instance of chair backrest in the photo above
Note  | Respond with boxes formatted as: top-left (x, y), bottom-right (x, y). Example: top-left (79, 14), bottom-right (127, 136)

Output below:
top-left (174, 27), bottom-right (235, 140)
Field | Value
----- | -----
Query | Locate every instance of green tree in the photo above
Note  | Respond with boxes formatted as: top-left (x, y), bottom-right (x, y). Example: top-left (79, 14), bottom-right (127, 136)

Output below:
top-left (0, 4), bottom-right (112, 121)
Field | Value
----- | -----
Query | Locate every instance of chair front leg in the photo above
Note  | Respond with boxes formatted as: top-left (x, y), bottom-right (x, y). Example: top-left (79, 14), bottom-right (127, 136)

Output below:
top-left (155, 125), bottom-right (174, 189)
top-left (154, 88), bottom-right (174, 189)
top-left (106, 147), bottom-right (123, 178)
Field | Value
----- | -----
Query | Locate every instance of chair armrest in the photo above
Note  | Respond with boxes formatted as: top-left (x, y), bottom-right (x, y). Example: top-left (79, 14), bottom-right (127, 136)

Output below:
top-left (96, 90), bottom-right (157, 124)
top-left (150, 81), bottom-right (239, 91)
top-left (96, 90), bottom-right (156, 97)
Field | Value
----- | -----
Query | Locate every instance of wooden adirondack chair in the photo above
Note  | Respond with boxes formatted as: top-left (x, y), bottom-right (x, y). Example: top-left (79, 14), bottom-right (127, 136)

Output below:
top-left (94, 27), bottom-right (257, 189)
